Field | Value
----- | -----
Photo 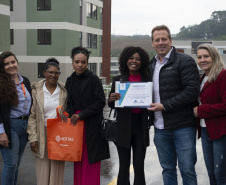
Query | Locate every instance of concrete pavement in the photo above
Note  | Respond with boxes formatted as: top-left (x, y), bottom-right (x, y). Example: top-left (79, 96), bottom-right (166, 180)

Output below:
top-left (0, 105), bottom-right (209, 184)
top-left (0, 127), bottom-right (209, 185)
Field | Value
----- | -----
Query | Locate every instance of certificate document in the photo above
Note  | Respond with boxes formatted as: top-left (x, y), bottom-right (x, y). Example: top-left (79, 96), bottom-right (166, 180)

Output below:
top-left (115, 81), bottom-right (152, 108)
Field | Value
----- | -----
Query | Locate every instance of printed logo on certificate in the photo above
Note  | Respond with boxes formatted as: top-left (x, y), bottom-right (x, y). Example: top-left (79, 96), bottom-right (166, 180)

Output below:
top-left (115, 81), bottom-right (152, 108)
top-left (120, 84), bottom-right (126, 90)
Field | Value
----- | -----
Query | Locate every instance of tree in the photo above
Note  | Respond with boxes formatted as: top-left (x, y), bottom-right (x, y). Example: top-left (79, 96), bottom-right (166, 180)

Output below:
top-left (211, 11), bottom-right (226, 22)
top-left (175, 10), bottom-right (226, 40)
top-left (198, 19), bottom-right (219, 39)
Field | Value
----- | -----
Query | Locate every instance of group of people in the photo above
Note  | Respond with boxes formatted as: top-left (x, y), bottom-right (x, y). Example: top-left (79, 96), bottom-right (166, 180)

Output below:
top-left (0, 24), bottom-right (225, 185)
top-left (0, 47), bottom-right (109, 185)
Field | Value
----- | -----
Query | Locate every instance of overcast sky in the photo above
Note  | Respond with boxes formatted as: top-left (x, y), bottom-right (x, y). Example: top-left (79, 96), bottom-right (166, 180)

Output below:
top-left (111, 0), bottom-right (225, 36)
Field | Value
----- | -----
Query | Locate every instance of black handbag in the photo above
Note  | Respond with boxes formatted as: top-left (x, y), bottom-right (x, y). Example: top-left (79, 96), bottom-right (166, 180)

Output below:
top-left (100, 109), bottom-right (118, 141)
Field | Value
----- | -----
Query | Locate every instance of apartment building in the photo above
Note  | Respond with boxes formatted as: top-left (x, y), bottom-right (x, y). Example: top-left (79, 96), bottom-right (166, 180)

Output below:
top-left (1, 0), bottom-right (110, 83)
top-left (0, 1), bottom-right (10, 52)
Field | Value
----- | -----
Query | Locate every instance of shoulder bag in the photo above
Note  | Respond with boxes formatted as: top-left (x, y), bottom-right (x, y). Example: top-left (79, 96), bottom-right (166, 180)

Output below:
top-left (100, 109), bottom-right (118, 141)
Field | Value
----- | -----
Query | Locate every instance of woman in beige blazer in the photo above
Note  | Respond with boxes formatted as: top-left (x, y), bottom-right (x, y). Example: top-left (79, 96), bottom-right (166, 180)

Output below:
top-left (27, 58), bottom-right (67, 185)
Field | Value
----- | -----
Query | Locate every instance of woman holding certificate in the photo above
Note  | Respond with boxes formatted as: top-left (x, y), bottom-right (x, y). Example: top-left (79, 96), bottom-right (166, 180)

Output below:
top-left (108, 46), bottom-right (150, 185)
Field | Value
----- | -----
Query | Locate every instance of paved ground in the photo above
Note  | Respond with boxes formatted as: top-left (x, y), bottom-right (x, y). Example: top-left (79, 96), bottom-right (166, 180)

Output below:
top-left (0, 105), bottom-right (209, 184)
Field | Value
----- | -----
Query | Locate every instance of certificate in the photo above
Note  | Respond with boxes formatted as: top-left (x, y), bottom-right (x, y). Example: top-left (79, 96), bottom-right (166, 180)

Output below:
top-left (115, 81), bottom-right (152, 108)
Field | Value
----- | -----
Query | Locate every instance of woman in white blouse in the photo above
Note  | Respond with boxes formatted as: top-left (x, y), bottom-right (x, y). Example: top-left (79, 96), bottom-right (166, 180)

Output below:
top-left (27, 58), bottom-right (67, 185)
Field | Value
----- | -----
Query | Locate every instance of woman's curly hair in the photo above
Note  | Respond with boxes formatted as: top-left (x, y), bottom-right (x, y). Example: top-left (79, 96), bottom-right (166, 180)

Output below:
top-left (118, 46), bottom-right (150, 78)
top-left (0, 51), bottom-right (18, 106)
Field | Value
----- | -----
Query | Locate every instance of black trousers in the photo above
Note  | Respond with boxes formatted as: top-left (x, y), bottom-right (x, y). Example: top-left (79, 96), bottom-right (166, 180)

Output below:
top-left (116, 114), bottom-right (147, 185)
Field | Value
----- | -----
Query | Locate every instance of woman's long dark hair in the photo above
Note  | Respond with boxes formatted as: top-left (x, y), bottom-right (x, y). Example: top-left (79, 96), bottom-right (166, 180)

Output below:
top-left (0, 51), bottom-right (18, 106)
top-left (118, 46), bottom-right (150, 78)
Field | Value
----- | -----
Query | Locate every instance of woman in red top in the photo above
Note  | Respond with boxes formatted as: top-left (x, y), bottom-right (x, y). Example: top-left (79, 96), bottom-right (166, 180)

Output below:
top-left (194, 43), bottom-right (226, 185)
top-left (108, 46), bottom-right (150, 185)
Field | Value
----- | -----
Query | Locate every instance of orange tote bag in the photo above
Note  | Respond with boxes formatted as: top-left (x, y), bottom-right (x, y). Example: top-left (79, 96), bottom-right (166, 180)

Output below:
top-left (47, 106), bottom-right (84, 162)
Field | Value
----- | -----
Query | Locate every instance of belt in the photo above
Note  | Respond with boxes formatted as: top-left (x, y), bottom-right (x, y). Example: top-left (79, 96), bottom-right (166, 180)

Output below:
top-left (14, 115), bottom-right (29, 120)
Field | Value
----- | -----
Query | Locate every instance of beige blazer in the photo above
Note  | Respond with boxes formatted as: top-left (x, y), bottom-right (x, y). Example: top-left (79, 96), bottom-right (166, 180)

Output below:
top-left (27, 80), bottom-right (67, 159)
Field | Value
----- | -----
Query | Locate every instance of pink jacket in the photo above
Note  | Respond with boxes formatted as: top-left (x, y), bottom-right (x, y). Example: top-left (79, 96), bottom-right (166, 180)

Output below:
top-left (198, 69), bottom-right (226, 140)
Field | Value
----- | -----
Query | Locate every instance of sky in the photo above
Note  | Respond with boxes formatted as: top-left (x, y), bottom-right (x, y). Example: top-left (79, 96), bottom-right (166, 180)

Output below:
top-left (111, 0), bottom-right (226, 36)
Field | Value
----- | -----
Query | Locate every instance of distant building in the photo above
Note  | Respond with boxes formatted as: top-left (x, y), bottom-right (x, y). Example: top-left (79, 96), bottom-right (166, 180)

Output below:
top-left (173, 40), bottom-right (226, 62)
top-left (110, 57), bottom-right (119, 75)
top-left (0, 0), bottom-right (111, 83)
top-left (110, 40), bottom-right (226, 79)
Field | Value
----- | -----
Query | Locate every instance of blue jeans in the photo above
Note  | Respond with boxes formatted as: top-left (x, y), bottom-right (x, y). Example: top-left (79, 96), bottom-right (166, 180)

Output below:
top-left (0, 119), bottom-right (28, 185)
top-left (201, 127), bottom-right (226, 185)
top-left (154, 126), bottom-right (197, 185)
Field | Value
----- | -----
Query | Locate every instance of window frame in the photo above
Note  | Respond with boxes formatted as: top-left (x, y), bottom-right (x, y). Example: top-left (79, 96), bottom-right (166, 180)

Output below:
top-left (87, 33), bottom-right (97, 48)
top-left (87, 3), bottom-right (97, 20)
top-left (37, 29), bottom-right (52, 45)
top-left (10, 29), bottom-right (14, 45)
top-left (37, 0), bottom-right (51, 11)
top-left (38, 63), bottom-right (45, 78)
top-left (10, 0), bottom-right (13, 11)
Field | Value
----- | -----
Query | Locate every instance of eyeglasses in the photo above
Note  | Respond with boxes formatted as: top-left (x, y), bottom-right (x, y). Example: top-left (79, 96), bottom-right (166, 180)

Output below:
top-left (46, 71), bottom-right (61, 76)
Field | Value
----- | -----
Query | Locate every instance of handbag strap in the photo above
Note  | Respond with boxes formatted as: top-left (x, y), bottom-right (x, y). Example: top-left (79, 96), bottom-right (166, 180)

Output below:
top-left (108, 109), bottom-right (116, 118)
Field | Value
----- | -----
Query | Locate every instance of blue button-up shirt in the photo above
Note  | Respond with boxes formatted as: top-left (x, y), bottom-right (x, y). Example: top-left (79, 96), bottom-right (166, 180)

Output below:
top-left (0, 74), bottom-right (31, 133)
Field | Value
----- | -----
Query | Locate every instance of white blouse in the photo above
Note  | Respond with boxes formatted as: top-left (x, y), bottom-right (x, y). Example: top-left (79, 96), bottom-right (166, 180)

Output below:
top-left (43, 83), bottom-right (60, 126)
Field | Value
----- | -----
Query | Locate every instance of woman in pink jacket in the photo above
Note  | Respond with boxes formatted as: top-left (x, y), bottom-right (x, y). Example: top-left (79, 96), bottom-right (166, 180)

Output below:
top-left (194, 43), bottom-right (226, 185)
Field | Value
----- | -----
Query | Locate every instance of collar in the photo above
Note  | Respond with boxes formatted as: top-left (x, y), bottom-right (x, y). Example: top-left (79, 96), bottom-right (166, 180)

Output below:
top-left (155, 47), bottom-right (173, 64)
top-left (12, 74), bottom-right (23, 84)
top-left (43, 82), bottom-right (60, 95)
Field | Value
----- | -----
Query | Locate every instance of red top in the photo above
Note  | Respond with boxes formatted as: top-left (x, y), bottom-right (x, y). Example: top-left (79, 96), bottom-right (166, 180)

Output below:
top-left (129, 74), bottom-right (141, 114)
top-left (198, 69), bottom-right (226, 140)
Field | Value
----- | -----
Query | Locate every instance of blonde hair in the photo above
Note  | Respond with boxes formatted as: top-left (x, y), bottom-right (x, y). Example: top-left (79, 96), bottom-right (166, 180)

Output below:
top-left (196, 43), bottom-right (225, 83)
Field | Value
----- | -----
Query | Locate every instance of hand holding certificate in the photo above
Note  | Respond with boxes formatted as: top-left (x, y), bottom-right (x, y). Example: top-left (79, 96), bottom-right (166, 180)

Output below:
top-left (115, 81), bottom-right (152, 108)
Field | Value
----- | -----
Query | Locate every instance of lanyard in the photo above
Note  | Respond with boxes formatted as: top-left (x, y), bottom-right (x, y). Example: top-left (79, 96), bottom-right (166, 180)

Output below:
top-left (21, 83), bottom-right (27, 98)
top-left (21, 82), bottom-right (29, 112)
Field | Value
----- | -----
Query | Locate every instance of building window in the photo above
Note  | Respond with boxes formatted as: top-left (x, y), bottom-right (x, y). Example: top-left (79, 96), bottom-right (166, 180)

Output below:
top-left (38, 63), bottom-right (45, 78)
top-left (111, 71), bottom-right (119, 75)
top-left (87, 3), bottom-right (91, 17)
top-left (218, 48), bottom-right (226, 54)
top-left (37, 0), bottom-right (51, 10)
top-left (38, 29), bottom-right (51, 45)
top-left (79, 32), bottom-right (82, 46)
top-left (87, 33), bottom-right (97, 48)
top-left (87, 3), bottom-right (97, 19)
top-left (10, 29), bottom-right (14, 45)
top-left (10, 0), bottom-right (13, 11)
top-left (92, 5), bottom-right (97, 19)
top-left (111, 62), bottom-right (118, 66)
top-left (88, 63), bottom-right (96, 75)
top-left (176, 48), bottom-right (185, 53)
top-left (80, 0), bottom-right (83, 25)
top-left (191, 41), bottom-right (212, 54)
